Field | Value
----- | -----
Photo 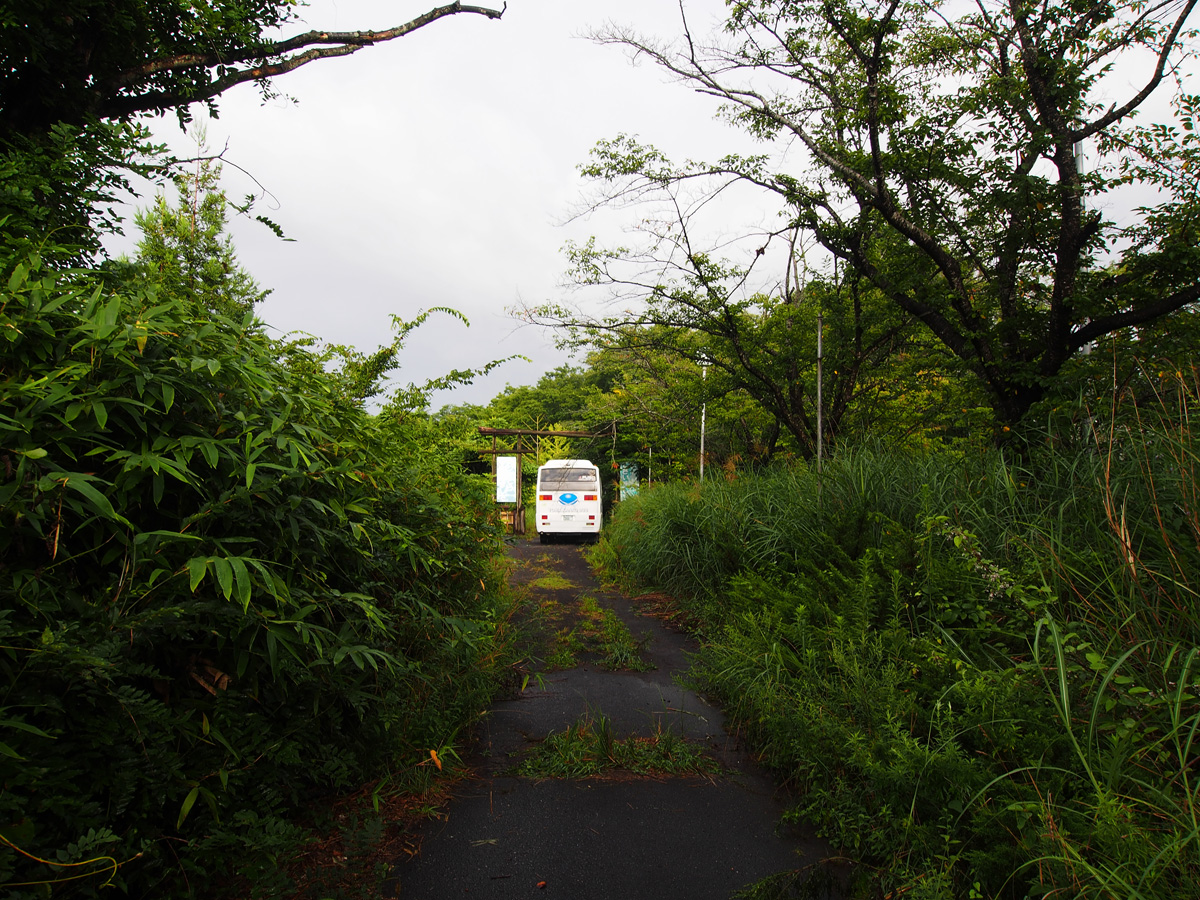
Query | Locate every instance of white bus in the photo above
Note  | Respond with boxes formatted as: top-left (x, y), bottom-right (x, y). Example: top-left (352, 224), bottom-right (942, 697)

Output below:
top-left (535, 459), bottom-right (602, 543)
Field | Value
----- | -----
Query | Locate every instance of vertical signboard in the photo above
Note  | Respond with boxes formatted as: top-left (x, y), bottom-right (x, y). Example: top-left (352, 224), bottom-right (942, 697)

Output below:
top-left (495, 455), bottom-right (518, 503)
top-left (619, 462), bottom-right (639, 500)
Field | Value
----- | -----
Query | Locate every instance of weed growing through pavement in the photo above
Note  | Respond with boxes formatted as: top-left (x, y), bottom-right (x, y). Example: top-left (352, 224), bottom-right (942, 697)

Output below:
top-left (544, 628), bottom-right (584, 669)
top-left (528, 572), bottom-right (575, 590)
top-left (519, 569), bottom-right (654, 672)
top-left (577, 595), bottom-right (654, 671)
top-left (518, 711), bottom-right (720, 778)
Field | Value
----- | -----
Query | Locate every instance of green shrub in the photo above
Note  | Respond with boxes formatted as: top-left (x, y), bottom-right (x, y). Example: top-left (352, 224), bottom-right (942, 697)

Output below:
top-left (0, 245), bottom-right (508, 896)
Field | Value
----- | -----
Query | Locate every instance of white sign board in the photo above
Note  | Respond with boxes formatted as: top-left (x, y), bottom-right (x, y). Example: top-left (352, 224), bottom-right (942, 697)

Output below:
top-left (495, 456), bottom-right (518, 503)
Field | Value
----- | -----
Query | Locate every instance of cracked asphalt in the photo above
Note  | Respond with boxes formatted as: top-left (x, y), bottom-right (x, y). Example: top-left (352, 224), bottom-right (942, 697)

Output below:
top-left (389, 538), bottom-right (831, 899)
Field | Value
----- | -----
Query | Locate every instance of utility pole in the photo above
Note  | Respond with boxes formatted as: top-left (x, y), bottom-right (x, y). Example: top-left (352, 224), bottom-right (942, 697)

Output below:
top-left (699, 361), bottom-right (707, 483)
top-left (816, 306), bottom-right (823, 474)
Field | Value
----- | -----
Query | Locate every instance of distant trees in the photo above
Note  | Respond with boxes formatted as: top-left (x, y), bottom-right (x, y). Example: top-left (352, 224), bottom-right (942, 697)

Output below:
top-left (527, 213), bottom-right (925, 458)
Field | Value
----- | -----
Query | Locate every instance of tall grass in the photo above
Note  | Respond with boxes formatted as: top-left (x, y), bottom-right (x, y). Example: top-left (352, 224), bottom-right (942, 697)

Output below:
top-left (591, 374), bottom-right (1200, 899)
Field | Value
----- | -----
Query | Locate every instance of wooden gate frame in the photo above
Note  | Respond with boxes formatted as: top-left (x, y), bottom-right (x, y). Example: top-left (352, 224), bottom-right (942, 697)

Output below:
top-left (477, 427), bottom-right (605, 534)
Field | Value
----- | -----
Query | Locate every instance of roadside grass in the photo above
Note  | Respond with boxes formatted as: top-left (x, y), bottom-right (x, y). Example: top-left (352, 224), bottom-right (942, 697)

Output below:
top-left (517, 711), bottom-right (720, 778)
top-left (590, 370), bottom-right (1200, 900)
top-left (730, 865), bottom-right (849, 900)
top-left (281, 774), bottom-right (455, 900)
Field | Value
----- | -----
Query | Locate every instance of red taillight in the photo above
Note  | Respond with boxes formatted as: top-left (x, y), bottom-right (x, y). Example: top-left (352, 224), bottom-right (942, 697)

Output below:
top-left (588, 515), bottom-right (595, 520)
top-left (539, 494), bottom-right (552, 500)
top-left (584, 494), bottom-right (597, 501)
top-left (540, 515), bottom-right (548, 520)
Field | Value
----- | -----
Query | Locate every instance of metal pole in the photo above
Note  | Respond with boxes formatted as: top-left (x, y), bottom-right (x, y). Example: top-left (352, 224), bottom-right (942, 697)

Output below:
top-left (516, 435), bottom-right (524, 534)
top-left (816, 309), bottom-right (823, 474)
top-left (699, 363), bottom-right (707, 483)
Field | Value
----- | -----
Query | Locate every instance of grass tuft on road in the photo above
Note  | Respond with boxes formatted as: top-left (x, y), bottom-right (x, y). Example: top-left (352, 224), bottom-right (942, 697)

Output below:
top-left (518, 711), bottom-right (720, 778)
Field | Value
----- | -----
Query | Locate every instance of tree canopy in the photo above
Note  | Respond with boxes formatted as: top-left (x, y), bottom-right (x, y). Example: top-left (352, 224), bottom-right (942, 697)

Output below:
top-left (0, 2), bottom-right (505, 261)
top-left (586, 0), bottom-right (1200, 426)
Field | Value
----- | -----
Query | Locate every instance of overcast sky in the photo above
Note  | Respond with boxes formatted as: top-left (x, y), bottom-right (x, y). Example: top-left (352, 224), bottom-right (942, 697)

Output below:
top-left (110, 0), bottom-right (767, 410)
top-left (109, 1), bottom-right (1193, 412)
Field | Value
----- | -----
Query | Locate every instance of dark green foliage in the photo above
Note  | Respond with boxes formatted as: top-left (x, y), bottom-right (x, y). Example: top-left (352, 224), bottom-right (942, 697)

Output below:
top-left (0, 242), bottom-right (508, 896)
top-left (0, 122), bottom-right (163, 262)
top-left (0, 0), bottom-right (504, 161)
top-left (592, 414), bottom-right (1200, 898)
top-left (0, 0), bottom-right (296, 138)
top-left (586, 2), bottom-right (1200, 427)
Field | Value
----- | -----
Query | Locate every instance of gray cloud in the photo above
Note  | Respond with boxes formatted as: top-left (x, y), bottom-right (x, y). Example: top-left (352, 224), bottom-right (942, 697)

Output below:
top-left (112, 0), bottom-right (747, 408)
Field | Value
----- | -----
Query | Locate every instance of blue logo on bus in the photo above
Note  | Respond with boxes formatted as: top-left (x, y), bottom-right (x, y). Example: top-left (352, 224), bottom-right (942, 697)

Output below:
top-left (559, 493), bottom-right (579, 505)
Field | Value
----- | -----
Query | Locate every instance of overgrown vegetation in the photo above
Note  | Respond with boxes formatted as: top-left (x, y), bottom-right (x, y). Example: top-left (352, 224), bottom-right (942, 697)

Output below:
top-left (519, 564), bottom-right (653, 674)
top-left (591, 373), bottom-right (1200, 899)
top-left (7, 2), bottom-right (1200, 897)
top-left (0, 8), bottom-right (526, 888)
top-left (0, 228), bottom-right (512, 896)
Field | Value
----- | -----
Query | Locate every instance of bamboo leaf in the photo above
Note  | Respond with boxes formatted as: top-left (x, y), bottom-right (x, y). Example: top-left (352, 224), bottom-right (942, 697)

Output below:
top-left (187, 557), bottom-right (207, 592)
top-left (177, 785), bottom-right (200, 830)
top-left (212, 557), bottom-right (234, 600)
top-left (229, 556), bottom-right (252, 609)
top-left (60, 472), bottom-right (124, 522)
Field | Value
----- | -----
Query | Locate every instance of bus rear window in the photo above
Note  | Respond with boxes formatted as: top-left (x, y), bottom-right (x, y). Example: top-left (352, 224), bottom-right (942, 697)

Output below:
top-left (539, 468), bottom-right (599, 491)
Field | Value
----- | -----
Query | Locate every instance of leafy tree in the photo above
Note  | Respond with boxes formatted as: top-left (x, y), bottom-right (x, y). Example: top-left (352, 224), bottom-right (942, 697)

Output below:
top-left (132, 146), bottom-right (268, 319)
top-left (0, 122), bottom-right (162, 262)
top-left (479, 364), bottom-right (606, 432)
top-left (525, 211), bottom-right (924, 458)
top-left (585, 339), bottom-right (781, 478)
top-left (590, 0), bottom-right (1200, 427)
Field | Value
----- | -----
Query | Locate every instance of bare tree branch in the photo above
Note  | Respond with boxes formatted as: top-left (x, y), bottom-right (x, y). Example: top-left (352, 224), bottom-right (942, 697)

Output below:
top-left (96, 3), bottom-right (506, 121)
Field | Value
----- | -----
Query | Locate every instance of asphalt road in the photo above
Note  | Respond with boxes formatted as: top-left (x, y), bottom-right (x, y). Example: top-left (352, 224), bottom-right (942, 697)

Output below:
top-left (389, 538), bottom-right (832, 899)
